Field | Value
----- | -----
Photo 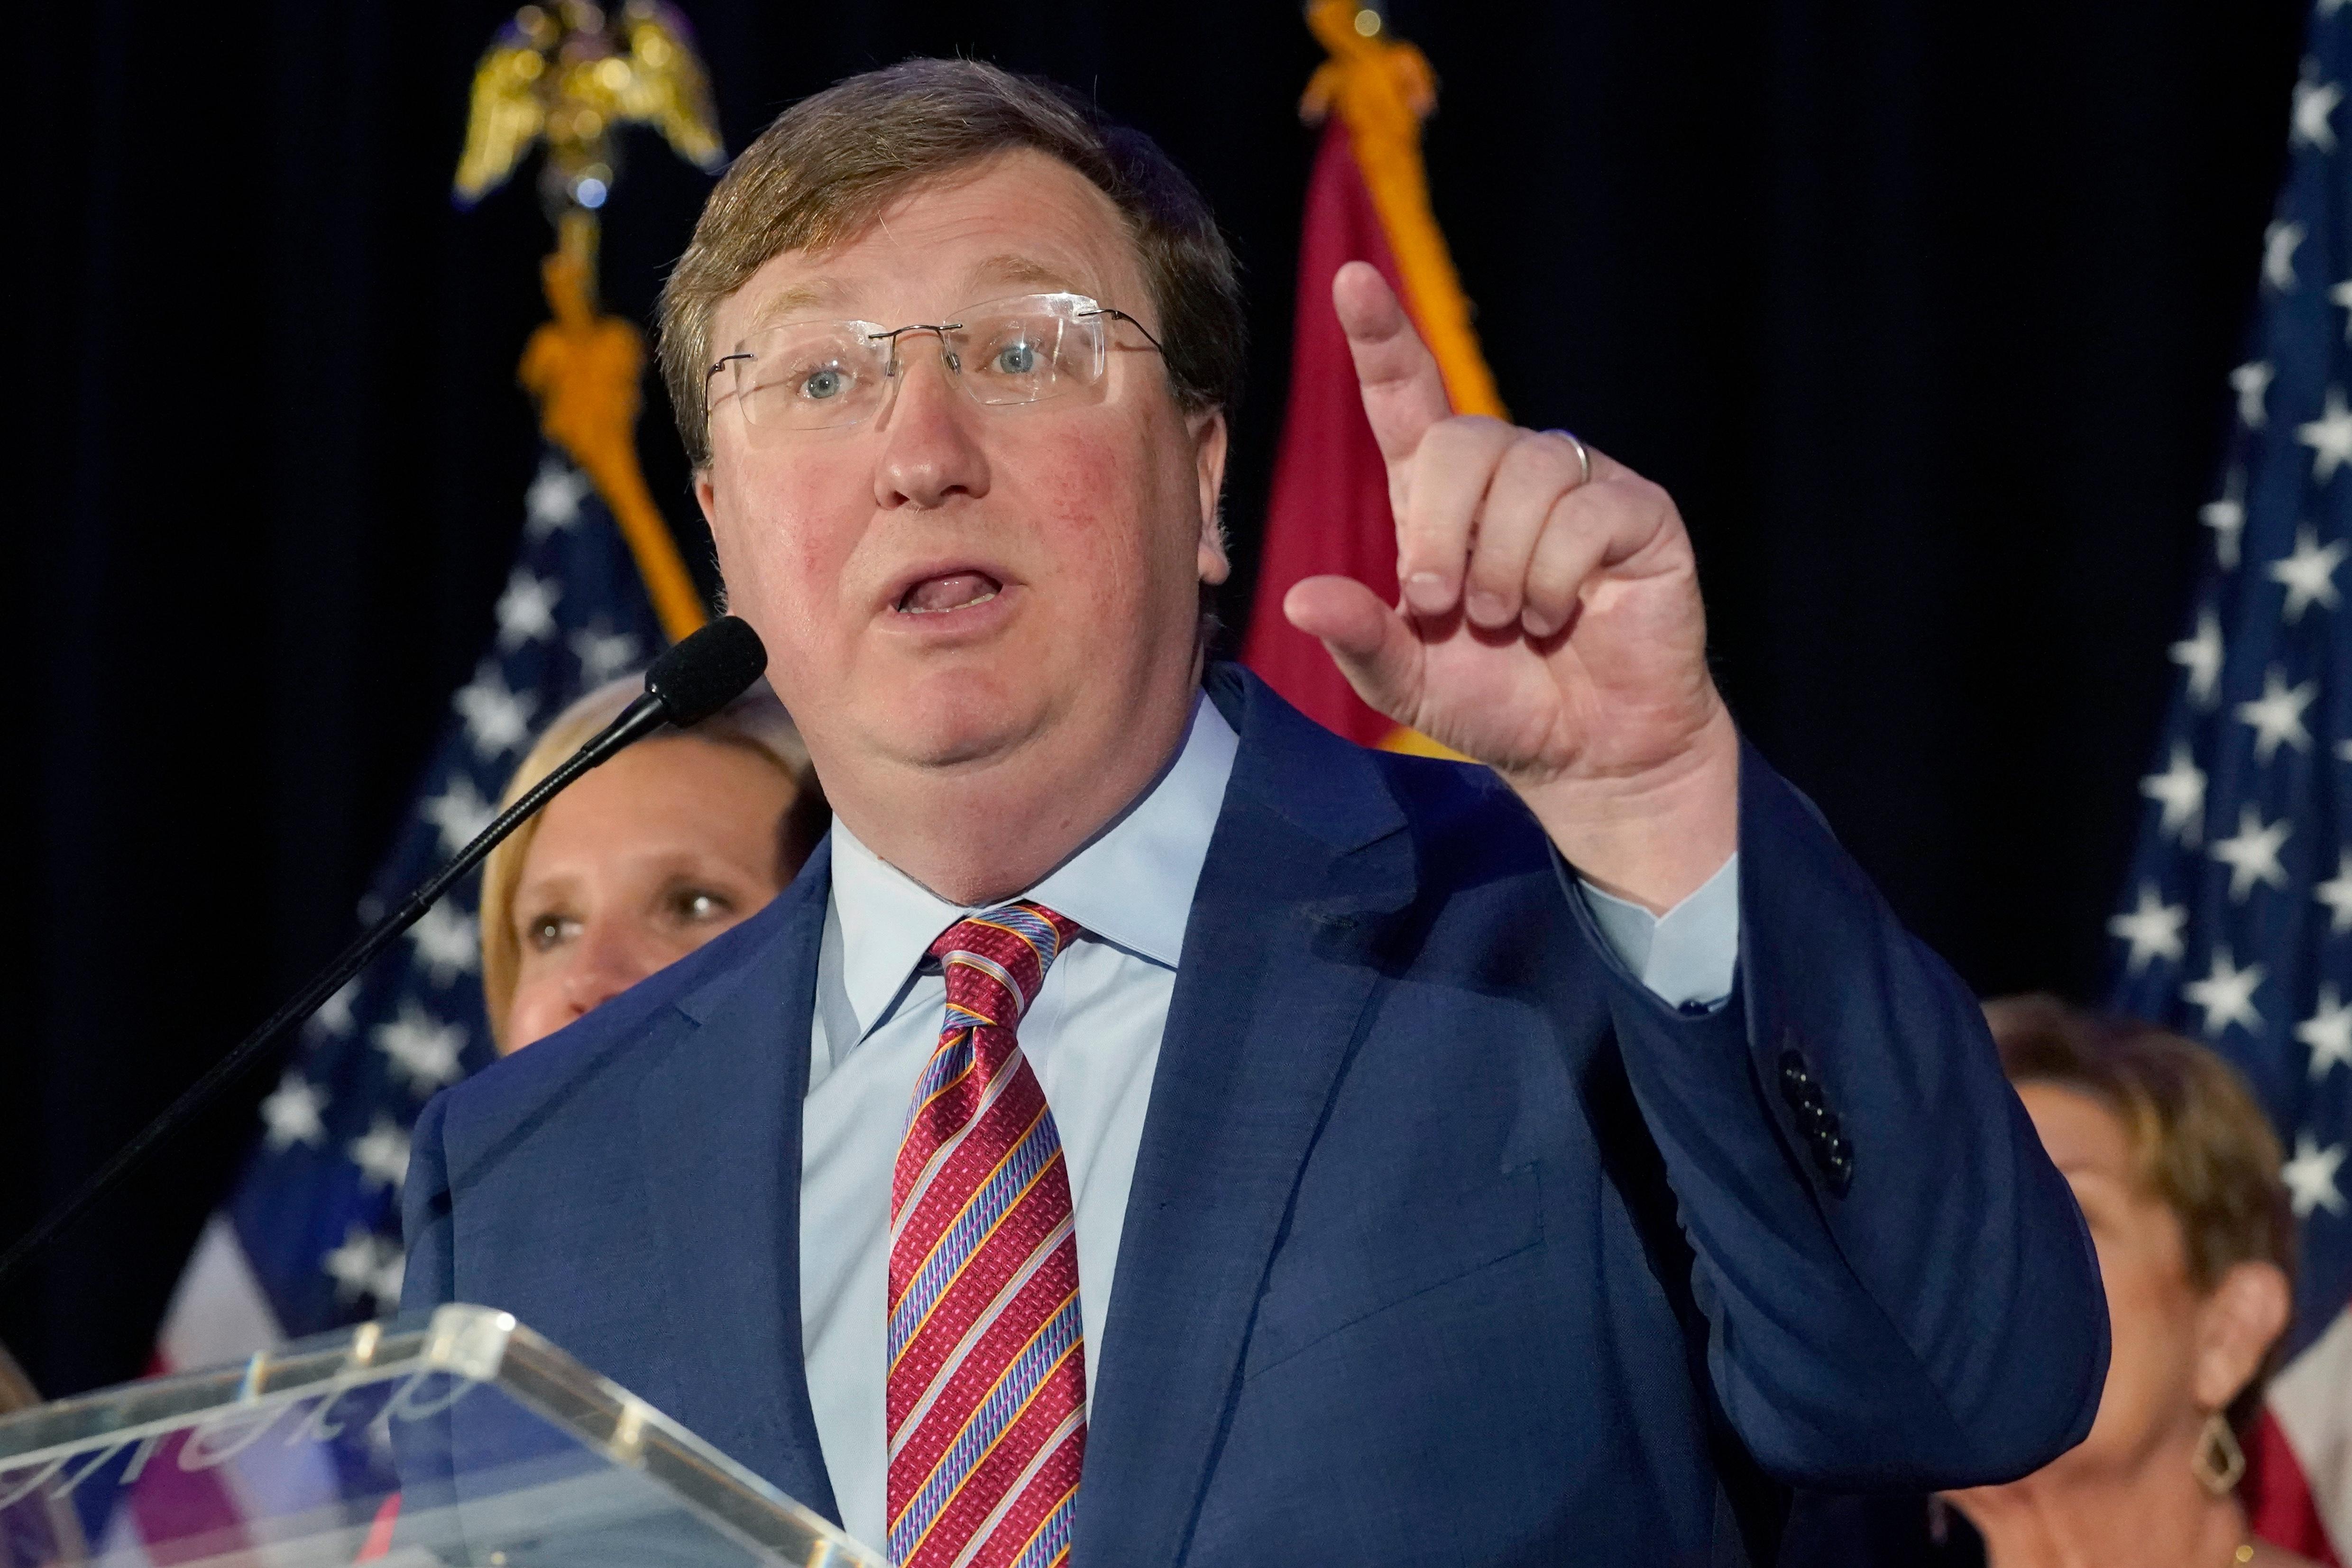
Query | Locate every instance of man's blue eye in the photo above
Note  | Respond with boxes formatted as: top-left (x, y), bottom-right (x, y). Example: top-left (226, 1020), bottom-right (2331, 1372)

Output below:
top-left (993, 341), bottom-right (1040, 376)
top-left (801, 366), bottom-right (848, 400)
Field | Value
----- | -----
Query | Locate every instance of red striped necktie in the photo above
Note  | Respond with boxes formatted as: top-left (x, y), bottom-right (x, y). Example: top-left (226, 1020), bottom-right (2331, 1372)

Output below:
top-left (886, 903), bottom-right (1087, 1568)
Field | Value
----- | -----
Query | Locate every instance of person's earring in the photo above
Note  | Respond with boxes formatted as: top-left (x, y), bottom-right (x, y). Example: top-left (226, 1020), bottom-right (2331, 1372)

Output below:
top-left (2192, 1412), bottom-right (2247, 1496)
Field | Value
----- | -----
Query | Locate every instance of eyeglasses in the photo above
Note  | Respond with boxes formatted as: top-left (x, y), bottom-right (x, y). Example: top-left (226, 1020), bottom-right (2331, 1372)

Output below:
top-left (705, 292), bottom-right (1167, 435)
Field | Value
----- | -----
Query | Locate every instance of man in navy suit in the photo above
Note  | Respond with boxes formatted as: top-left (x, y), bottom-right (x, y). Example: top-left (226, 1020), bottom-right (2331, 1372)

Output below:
top-left (403, 59), bottom-right (2105, 1568)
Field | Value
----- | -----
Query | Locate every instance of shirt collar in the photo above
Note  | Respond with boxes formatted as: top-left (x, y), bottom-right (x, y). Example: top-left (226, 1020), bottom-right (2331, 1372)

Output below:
top-left (827, 692), bottom-right (1240, 1041)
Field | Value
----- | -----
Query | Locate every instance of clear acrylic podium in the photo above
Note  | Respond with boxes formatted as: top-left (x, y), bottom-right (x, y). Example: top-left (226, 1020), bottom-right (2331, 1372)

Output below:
top-left (0, 1305), bottom-right (884, 1568)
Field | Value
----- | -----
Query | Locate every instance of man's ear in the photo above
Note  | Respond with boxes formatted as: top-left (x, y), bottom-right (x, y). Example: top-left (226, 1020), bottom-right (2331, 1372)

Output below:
top-left (693, 468), bottom-right (719, 532)
top-left (1191, 407), bottom-right (1231, 586)
top-left (2191, 1259), bottom-right (2293, 1412)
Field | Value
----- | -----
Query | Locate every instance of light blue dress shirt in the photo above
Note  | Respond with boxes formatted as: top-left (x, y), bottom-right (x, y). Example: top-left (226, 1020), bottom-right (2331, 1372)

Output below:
top-left (796, 693), bottom-right (1740, 1548)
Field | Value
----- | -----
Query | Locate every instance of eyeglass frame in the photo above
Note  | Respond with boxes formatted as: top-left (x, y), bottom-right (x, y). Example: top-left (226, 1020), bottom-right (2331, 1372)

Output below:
top-left (702, 291), bottom-right (1170, 432)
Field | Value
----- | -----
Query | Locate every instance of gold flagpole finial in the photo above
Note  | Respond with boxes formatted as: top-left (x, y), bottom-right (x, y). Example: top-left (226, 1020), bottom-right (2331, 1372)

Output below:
top-left (455, 0), bottom-right (724, 227)
top-left (456, 0), bottom-right (721, 644)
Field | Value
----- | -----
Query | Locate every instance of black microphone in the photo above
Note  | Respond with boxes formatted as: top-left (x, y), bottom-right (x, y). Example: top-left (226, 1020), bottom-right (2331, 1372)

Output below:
top-left (0, 615), bottom-right (769, 1292)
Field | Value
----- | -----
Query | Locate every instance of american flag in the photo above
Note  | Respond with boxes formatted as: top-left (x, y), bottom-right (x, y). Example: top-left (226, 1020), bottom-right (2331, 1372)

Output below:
top-left (2109, 5), bottom-right (2352, 1558)
top-left (152, 449), bottom-right (670, 1371)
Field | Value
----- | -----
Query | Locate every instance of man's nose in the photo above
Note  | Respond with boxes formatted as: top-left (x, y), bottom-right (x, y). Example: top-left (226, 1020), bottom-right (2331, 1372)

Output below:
top-left (873, 341), bottom-right (992, 511)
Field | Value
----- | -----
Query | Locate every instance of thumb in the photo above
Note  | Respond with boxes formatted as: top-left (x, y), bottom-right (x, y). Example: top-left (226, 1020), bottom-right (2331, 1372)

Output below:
top-left (1283, 574), bottom-right (1425, 724)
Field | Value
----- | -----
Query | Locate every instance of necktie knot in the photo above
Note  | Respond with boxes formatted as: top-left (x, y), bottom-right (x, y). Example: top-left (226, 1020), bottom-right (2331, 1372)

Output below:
top-left (928, 902), bottom-right (1079, 1032)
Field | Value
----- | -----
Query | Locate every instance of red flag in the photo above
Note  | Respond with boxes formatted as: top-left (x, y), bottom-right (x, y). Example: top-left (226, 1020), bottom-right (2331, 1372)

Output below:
top-left (1242, 120), bottom-right (1412, 748)
top-left (1241, 4), bottom-right (1502, 753)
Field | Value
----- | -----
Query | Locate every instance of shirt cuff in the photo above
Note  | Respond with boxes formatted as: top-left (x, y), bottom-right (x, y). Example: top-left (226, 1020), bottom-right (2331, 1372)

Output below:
top-left (1576, 853), bottom-right (1740, 1009)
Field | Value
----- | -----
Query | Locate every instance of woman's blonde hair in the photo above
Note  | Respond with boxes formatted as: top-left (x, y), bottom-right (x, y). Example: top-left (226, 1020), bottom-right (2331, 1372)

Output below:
top-left (478, 674), bottom-right (827, 1050)
top-left (1985, 994), bottom-right (2297, 1428)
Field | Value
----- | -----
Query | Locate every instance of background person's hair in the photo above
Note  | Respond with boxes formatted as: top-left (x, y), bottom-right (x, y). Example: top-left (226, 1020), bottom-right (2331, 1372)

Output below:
top-left (478, 674), bottom-right (828, 1051)
top-left (1984, 993), bottom-right (2297, 1430)
top-left (657, 56), bottom-right (1248, 470)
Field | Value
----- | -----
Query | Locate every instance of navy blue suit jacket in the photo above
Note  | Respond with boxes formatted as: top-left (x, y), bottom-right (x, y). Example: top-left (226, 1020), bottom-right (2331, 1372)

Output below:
top-left (402, 666), bottom-right (2105, 1568)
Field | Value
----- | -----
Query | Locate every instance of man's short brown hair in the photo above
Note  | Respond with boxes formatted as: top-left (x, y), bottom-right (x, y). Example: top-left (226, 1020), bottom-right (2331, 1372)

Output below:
top-left (658, 58), bottom-right (1247, 470)
top-left (1984, 994), bottom-right (2297, 1426)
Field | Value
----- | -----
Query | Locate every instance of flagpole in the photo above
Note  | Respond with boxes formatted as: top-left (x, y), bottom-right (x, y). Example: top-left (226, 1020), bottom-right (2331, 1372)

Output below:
top-left (455, 1), bottom-right (729, 644)
top-left (1299, 0), bottom-right (1505, 420)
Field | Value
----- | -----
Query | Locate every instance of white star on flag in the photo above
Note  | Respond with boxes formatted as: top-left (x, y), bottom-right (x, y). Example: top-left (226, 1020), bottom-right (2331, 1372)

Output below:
top-left (2265, 220), bottom-right (2307, 293)
top-left (2292, 66), bottom-right (2343, 151)
top-left (495, 569), bottom-right (563, 650)
top-left (421, 774), bottom-right (496, 857)
top-left (2168, 610), bottom-right (2225, 707)
top-left (2235, 666), bottom-right (2318, 760)
top-left (322, 1225), bottom-right (403, 1305)
top-left (2141, 743), bottom-right (2208, 845)
top-left (2282, 1133), bottom-right (2347, 1218)
top-left (2184, 947), bottom-right (2267, 1036)
top-left (2297, 985), bottom-right (2352, 1080)
top-left (570, 625), bottom-right (643, 688)
top-left (2292, 67), bottom-right (2344, 150)
top-left (2230, 360), bottom-right (2275, 428)
top-left (349, 1117), bottom-right (413, 1192)
top-left (2109, 884), bottom-right (2188, 973)
top-left (374, 1002), bottom-right (467, 1095)
top-left (2212, 804), bottom-right (2292, 901)
top-left (2319, 849), bottom-right (2352, 932)
top-left (406, 901), bottom-right (480, 986)
top-left (2268, 523), bottom-right (2347, 619)
top-left (453, 663), bottom-right (538, 759)
top-left (2333, 278), bottom-right (2352, 343)
top-left (2296, 386), bottom-right (2352, 484)
top-left (526, 462), bottom-right (592, 535)
top-left (2199, 476), bottom-right (2247, 570)
top-left (259, 1073), bottom-right (328, 1151)
top-left (308, 975), bottom-right (361, 1039)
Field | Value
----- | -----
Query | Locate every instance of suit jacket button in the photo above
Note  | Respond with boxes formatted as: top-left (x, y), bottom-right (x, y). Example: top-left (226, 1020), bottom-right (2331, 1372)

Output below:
top-left (1820, 1154), bottom-right (1853, 1197)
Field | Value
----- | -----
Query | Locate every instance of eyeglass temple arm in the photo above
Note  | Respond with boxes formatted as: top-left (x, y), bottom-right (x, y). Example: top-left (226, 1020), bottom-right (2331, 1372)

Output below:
top-left (1084, 306), bottom-right (1167, 355)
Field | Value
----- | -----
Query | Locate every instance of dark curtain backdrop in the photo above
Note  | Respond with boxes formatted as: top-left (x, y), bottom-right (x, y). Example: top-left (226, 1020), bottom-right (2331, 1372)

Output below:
top-left (9, 0), bottom-right (2306, 1397)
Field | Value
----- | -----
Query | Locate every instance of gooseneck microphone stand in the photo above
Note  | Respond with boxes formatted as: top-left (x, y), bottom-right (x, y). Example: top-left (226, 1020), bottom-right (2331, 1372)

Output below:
top-left (0, 615), bottom-right (770, 1294)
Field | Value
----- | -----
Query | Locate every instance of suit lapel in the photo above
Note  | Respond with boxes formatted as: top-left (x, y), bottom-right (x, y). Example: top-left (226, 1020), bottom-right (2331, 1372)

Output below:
top-left (637, 839), bottom-right (841, 1522)
top-left (1073, 669), bottom-right (1417, 1568)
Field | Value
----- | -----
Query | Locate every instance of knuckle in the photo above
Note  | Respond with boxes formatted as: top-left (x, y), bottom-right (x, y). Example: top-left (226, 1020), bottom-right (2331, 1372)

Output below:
top-left (1496, 429), bottom-right (1583, 493)
top-left (1424, 413), bottom-right (1510, 458)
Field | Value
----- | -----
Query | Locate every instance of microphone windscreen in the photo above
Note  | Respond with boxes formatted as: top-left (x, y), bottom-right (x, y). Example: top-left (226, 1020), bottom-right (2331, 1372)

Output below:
top-left (644, 615), bottom-right (769, 726)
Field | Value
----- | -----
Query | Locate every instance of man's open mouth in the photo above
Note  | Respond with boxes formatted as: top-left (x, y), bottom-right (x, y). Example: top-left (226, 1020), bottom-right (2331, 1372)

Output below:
top-left (896, 571), bottom-right (1003, 614)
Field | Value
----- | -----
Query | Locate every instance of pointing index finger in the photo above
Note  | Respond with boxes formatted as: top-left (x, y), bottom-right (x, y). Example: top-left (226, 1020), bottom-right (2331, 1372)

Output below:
top-left (1334, 261), bottom-right (1452, 468)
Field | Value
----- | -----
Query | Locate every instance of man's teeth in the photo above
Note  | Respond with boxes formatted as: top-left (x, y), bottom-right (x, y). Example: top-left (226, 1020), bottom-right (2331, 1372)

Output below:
top-left (900, 572), bottom-right (1002, 614)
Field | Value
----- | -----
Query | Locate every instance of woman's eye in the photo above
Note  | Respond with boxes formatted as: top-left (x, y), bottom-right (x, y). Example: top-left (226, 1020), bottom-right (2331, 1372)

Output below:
top-left (992, 340), bottom-right (1040, 376)
top-left (525, 914), bottom-right (578, 953)
top-left (676, 889), bottom-right (733, 922)
top-left (799, 364), bottom-right (849, 400)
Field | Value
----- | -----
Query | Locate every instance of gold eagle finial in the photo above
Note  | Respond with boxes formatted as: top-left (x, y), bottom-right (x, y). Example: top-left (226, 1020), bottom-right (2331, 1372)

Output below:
top-left (454, 0), bottom-right (724, 213)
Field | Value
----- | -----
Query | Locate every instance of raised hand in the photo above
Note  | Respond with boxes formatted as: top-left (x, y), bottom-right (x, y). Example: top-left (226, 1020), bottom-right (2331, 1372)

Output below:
top-left (1281, 262), bottom-right (1739, 910)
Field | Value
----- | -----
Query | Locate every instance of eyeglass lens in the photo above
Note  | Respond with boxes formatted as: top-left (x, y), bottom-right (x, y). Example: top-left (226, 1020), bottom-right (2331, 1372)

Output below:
top-left (726, 296), bottom-right (1113, 432)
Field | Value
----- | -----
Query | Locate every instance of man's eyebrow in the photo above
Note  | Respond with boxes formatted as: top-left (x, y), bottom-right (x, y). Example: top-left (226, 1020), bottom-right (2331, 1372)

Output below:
top-left (741, 281), bottom-right (847, 331)
top-left (960, 255), bottom-right (1084, 296)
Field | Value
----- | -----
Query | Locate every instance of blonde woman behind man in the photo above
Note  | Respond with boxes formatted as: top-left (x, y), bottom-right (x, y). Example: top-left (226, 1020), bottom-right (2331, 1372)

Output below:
top-left (1944, 996), bottom-right (2315, 1568)
top-left (478, 676), bottom-right (827, 1052)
